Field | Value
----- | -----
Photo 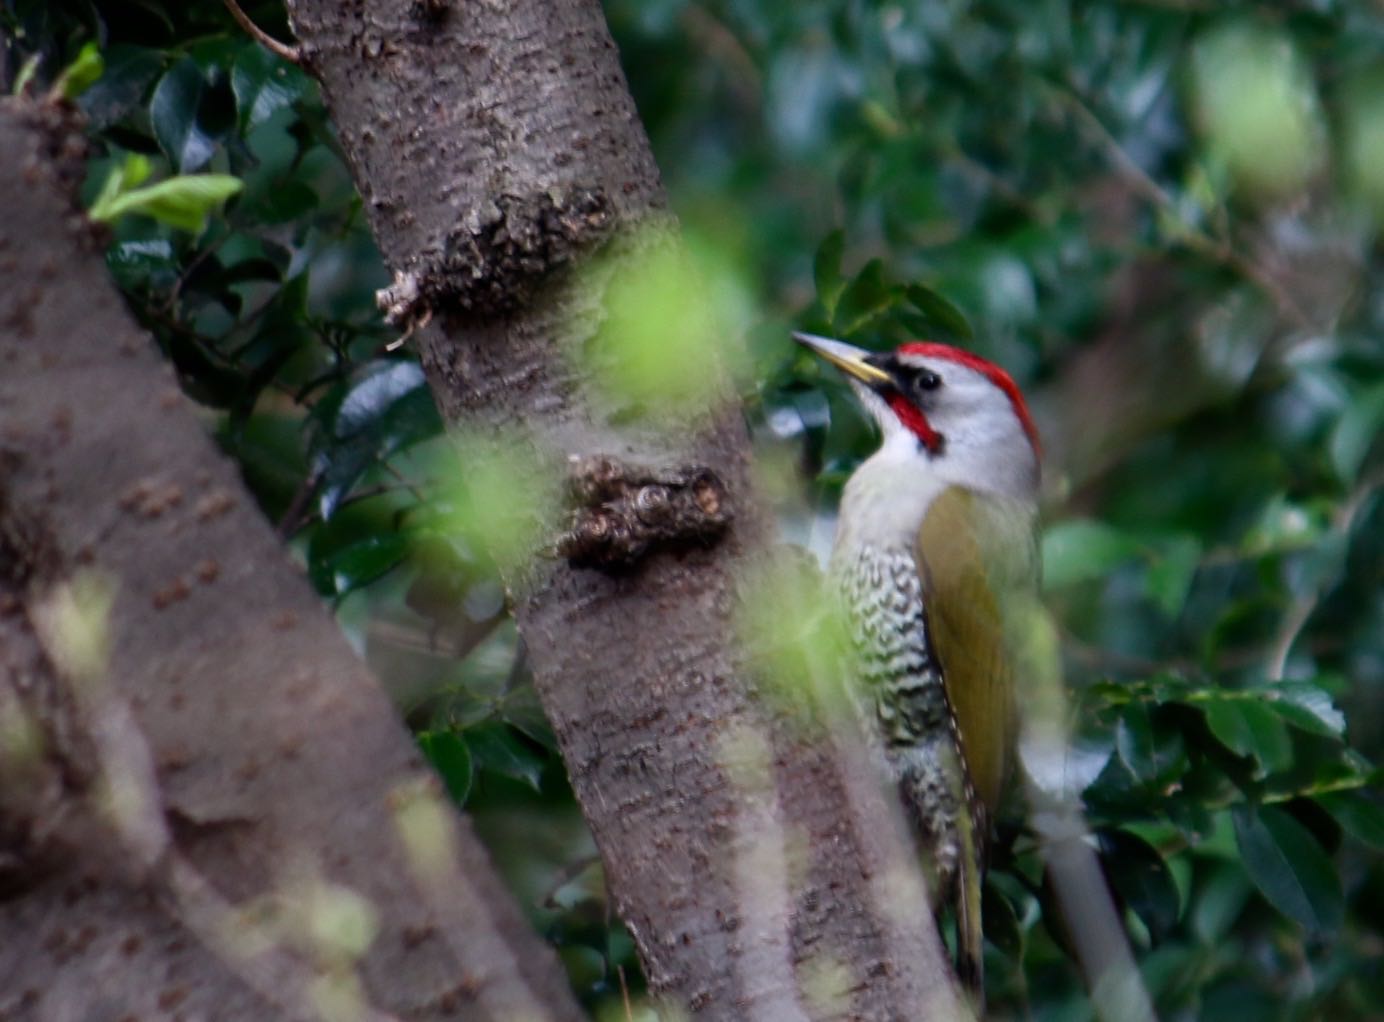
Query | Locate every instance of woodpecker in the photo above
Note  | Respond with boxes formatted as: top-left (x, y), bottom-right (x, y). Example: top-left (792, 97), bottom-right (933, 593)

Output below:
top-left (794, 332), bottom-right (1042, 995)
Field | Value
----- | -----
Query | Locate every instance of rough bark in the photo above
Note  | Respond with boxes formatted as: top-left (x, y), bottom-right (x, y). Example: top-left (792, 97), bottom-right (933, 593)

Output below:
top-left (0, 99), bottom-right (582, 1022)
top-left (285, 1), bottom-right (968, 1017)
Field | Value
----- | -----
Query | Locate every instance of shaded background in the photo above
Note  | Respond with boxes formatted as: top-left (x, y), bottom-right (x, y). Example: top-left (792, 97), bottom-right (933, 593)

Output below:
top-left (6, 1), bottom-right (1384, 1018)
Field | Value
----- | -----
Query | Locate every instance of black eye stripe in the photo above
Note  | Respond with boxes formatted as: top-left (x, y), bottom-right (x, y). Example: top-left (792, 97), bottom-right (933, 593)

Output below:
top-left (863, 354), bottom-right (942, 395)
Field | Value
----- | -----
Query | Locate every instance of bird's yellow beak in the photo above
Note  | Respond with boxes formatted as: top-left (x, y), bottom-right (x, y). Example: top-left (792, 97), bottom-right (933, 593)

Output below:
top-left (792, 332), bottom-right (893, 388)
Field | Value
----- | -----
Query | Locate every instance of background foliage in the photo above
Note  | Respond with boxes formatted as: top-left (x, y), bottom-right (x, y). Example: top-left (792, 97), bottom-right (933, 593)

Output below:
top-left (6, 0), bottom-right (1383, 1018)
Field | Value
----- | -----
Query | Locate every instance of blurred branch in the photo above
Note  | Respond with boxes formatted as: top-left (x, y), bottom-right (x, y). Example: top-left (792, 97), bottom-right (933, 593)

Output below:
top-left (1049, 84), bottom-right (1315, 333)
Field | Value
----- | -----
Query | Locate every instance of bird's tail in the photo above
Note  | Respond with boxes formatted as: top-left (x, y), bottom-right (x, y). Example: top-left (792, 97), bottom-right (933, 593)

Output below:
top-left (955, 802), bottom-right (986, 1007)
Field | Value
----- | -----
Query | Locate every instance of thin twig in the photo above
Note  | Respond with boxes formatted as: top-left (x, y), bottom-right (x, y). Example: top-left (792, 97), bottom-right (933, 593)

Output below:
top-left (222, 0), bottom-right (301, 65)
top-left (1051, 85), bottom-right (1315, 333)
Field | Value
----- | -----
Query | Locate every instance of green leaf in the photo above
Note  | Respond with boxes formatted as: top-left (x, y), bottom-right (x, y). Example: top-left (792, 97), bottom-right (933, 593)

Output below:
top-left (813, 229), bottom-right (846, 317)
top-left (232, 43), bottom-right (309, 130)
top-left (89, 174), bottom-right (243, 232)
top-left (464, 722), bottom-right (546, 791)
top-left (314, 362), bottom-right (443, 520)
top-left (151, 58), bottom-right (232, 172)
top-left (903, 283), bottom-right (973, 341)
top-left (79, 45), bottom-right (163, 130)
top-left (105, 238), bottom-right (177, 290)
top-left (1204, 698), bottom-right (1293, 776)
top-left (54, 42), bottom-right (103, 100)
top-left (323, 533), bottom-right (410, 596)
top-left (1097, 829), bottom-right (1180, 942)
top-left (1328, 381), bottom-right (1384, 483)
top-left (1266, 682), bottom-right (1346, 737)
top-left (1144, 535), bottom-right (1202, 618)
top-left (1190, 860), bottom-right (1252, 943)
top-left (1232, 805), bottom-right (1343, 934)
top-left (1041, 519), bottom-right (1141, 590)
top-left (1316, 790), bottom-right (1384, 849)
top-left (1116, 704), bottom-right (1186, 785)
top-left (418, 731), bottom-right (473, 806)
top-left (833, 258), bottom-right (896, 335)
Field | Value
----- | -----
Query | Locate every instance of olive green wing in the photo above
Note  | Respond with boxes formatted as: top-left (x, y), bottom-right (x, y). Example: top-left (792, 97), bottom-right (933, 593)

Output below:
top-left (916, 486), bottom-right (1032, 817)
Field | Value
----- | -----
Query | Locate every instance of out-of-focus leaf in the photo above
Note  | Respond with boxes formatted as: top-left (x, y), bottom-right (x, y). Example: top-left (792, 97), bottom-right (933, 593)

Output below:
top-left (464, 721), bottom-right (546, 792)
top-left (1144, 535), bottom-right (1202, 618)
top-left (232, 43), bottom-right (309, 130)
top-left (105, 238), bottom-right (177, 290)
top-left (833, 258), bottom-right (896, 335)
top-left (54, 41), bottom-right (103, 99)
top-left (1117, 704), bottom-right (1186, 785)
top-left (322, 533), bottom-right (410, 597)
top-left (1203, 698), bottom-right (1293, 776)
top-left (419, 731), bottom-right (473, 806)
top-left (314, 362), bottom-right (443, 520)
top-left (151, 58), bottom-right (234, 171)
top-left (903, 283), bottom-right (973, 341)
top-left (89, 173), bottom-right (243, 232)
top-left (1097, 828), bottom-right (1181, 942)
top-left (1041, 519), bottom-right (1141, 590)
top-left (814, 229), bottom-right (846, 317)
top-left (1316, 790), bottom-right (1384, 849)
top-left (1190, 860), bottom-right (1252, 944)
top-left (1328, 382), bottom-right (1384, 483)
top-left (79, 45), bottom-right (162, 130)
top-left (1267, 682), bottom-right (1346, 737)
top-left (1232, 805), bottom-right (1343, 935)
top-left (981, 881), bottom-right (1023, 957)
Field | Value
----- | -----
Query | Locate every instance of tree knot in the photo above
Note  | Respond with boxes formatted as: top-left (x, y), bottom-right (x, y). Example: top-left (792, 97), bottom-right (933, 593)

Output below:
top-left (557, 456), bottom-right (731, 571)
top-left (377, 187), bottom-right (614, 330)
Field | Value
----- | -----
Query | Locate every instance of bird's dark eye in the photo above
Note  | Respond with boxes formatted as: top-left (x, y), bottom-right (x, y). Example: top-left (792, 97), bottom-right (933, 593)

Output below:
top-left (912, 370), bottom-right (941, 397)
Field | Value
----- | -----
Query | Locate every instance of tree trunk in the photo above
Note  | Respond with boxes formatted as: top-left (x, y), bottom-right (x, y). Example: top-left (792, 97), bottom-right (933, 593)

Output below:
top-left (0, 98), bottom-right (583, 1022)
top-left (285, 1), bottom-right (968, 1017)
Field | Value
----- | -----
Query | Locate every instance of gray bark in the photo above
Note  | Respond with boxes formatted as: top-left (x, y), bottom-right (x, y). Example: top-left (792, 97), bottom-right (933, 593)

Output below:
top-left (0, 98), bottom-right (583, 1022)
top-left (285, 1), bottom-right (968, 1017)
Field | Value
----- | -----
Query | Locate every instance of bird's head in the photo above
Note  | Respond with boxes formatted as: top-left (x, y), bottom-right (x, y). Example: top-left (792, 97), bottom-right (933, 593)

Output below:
top-left (794, 332), bottom-right (1040, 498)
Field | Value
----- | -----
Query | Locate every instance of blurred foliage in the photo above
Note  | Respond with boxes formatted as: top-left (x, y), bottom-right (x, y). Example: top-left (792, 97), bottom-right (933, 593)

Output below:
top-left (8, 0), bottom-right (1384, 1017)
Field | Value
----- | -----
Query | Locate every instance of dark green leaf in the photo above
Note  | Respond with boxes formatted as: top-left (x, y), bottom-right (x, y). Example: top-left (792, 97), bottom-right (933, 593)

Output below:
top-left (1097, 828), bottom-right (1181, 942)
top-left (833, 258), bottom-right (896, 335)
top-left (464, 721), bottom-right (546, 792)
top-left (419, 731), bottom-right (473, 806)
top-left (1316, 789), bottom-right (1384, 849)
top-left (324, 533), bottom-right (410, 596)
top-left (1190, 860), bottom-right (1252, 943)
top-left (903, 283), bottom-right (973, 341)
top-left (1116, 704), bottom-right (1185, 785)
top-left (150, 59), bottom-right (232, 172)
top-left (106, 238), bottom-right (177, 290)
top-left (1328, 381), bottom-right (1384, 483)
top-left (1204, 698), bottom-right (1293, 776)
top-left (231, 43), bottom-right (308, 130)
top-left (79, 45), bottom-right (163, 130)
top-left (1144, 535), bottom-right (1202, 618)
top-left (314, 362), bottom-right (443, 519)
top-left (1267, 683), bottom-right (1346, 737)
top-left (1232, 805), bottom-right (1343, 934)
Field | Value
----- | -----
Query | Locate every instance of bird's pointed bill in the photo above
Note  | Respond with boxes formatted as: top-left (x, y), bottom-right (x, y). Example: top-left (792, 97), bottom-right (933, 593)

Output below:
top-left (792, 332), bottom-right (893, 388)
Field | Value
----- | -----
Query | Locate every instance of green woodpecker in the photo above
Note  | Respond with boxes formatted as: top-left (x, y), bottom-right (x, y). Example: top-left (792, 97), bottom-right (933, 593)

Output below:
top-left (795, 332), bottom-right (1041, 994)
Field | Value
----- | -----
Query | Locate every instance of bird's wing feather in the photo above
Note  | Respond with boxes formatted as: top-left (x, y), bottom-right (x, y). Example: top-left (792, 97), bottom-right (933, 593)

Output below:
top-left (916, 486), bottom-right (1034, 815)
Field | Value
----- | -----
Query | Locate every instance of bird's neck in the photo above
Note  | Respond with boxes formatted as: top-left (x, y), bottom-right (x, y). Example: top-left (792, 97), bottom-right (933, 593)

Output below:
top-left (831, 431), bottom-right (1038, 561)
top-left (832, 434), bottom-right (947, 559)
